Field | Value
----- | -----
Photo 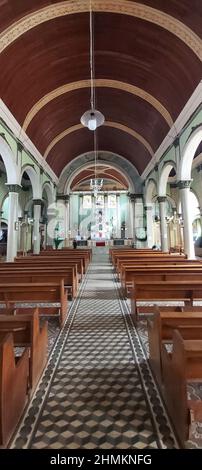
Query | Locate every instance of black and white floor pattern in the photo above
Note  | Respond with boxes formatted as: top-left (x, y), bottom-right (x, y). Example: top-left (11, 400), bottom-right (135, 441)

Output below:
top-left (10, 248), bottom-right (178, 449)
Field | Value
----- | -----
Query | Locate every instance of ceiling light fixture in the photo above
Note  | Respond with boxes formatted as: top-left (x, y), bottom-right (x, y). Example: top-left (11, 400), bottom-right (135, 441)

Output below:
top-left (80, 0), bottom-right (105, 131)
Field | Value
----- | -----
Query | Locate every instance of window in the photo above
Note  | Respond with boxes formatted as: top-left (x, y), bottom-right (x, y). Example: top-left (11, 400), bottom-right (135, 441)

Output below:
top-left (83, 195), bottom-right (92, 209)
top-left (108, 194), bottom-right (116, 208)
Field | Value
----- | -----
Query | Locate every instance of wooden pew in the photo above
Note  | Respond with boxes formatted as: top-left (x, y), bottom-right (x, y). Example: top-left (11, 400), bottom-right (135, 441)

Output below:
top-left (61, 247), bottom-right (92, 262)
top-left (0, 281), bottom-right (68, 327)
top-left (109, 247), bottom-right (159, 262)
top-left (17, 256), bottom-right (84, 278)
top-left (33, 252), bottom-right (90, 272)
top-left (116, 257), bottom-right (191, 278)
top-left (118, 257), bottom-right (201, 277)
top-left (130, 280), bottom-right (202, 323)
top-left (0, 309), bottom-right (48, 391)
top-left (0, 333), bottom-right (29, 446)
top-left (31, 256), bottom-right (84, 278)
top-left (0, 266), bottom-right (77, 299)
top-left (112, 252), bottom-right (186, 269)
top-left (121, 265), bottom-right (202, 296)
top-left (147, 306), bottom-right (202, 386)
top-left (110, 247), bottom-right (184, 262)
top-left (14, 259), bottom-right (79, 277)
top-left (162, 330), bottom-right (202, 446)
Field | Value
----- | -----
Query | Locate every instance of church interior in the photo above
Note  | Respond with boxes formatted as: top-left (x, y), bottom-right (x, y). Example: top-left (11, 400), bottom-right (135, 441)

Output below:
top-left (0, 0), bottom-right (202, 452)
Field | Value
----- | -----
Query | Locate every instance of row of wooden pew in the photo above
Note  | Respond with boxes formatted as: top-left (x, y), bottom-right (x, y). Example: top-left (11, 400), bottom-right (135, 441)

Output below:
top-left (0, 247), bottom-right (91, 447)
top-left (0, 308), bottom-right (47, 446)
top-left (148, 306), bottom-right (202, 447)
top-left (110, 248), bottom-right (202, 322)
top-left (110, 248), bottom-right (202, 447)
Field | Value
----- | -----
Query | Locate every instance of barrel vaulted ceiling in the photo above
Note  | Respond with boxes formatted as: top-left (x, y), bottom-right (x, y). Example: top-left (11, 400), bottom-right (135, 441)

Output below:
top-left (70, 165), bottom-right (128, 190)
top-left (0, 1), bottom-right (201, 177)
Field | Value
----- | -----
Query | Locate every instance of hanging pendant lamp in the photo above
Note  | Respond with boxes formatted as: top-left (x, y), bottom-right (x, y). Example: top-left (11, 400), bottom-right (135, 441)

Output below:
top-left (80, 0), bottom-right (105, 131)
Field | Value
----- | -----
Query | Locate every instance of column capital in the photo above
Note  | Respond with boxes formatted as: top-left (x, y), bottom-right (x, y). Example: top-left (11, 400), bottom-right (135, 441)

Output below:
top-left (157, 196), bottom-right (167, 203)
top-left (56, 193), bottom-right (70, 202)
top-left (128, 193), bottom-right (136, 202)
top-left (33, 198), bottom-right (43, 206)
top-left (128, 193), bottom-right (143, 202)
top-left (177, 180), bottom-right (192, 189)
top-left (134, 193), bottom-right (143, 201)
top-left (6, 184), bottom-right (21, 193)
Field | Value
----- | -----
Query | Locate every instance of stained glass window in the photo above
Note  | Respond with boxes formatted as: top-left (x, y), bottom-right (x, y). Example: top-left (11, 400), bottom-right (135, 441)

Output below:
top-left (108, 194), bottom-right (116, 208)
top-left (83, 195), bottom-right (92, 208)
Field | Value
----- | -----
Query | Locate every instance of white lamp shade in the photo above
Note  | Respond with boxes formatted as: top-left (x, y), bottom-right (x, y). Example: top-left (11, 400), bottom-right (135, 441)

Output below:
top-left (80, 109), bottom-right (105, 130)
top-left (88, 116), bottom-right (97, 131)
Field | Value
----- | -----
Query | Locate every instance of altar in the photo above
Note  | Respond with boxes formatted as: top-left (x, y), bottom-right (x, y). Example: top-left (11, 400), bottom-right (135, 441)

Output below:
top-left (86, 239), bottom-right (133, 247)
top-left (96, 241), bottom-right (105, 246)
top-left (69, 191), bottom-right (134, 242)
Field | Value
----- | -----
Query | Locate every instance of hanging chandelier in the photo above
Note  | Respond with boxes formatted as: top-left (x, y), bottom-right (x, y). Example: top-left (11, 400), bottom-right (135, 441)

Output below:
top-left (80, 1), bottom-right (104, 195)
top-left (80, 0), bottom-right (105, 131)
top-left (90, 177), bottom-right (103, 194)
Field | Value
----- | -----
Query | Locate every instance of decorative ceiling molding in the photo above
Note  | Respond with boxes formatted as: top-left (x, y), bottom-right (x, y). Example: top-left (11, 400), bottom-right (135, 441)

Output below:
top-left (0, 0), bottom-right (201, 62)
top-left (71, 166), bottom-right (128, 190)
top-left (142, 82), bottom-right (202, 180)
top-left (105, 122), bottom-right (154, 156)
top-left (44, 124), bottom-right (82, 159)
top-left (44, 120), bottom-right (154, 160)
top-left (23, 79), bottom-right (173, 132)
top-left (0, 98), bottom-right (58, 185)
top-left (58, 151), bottom-right (143, 194)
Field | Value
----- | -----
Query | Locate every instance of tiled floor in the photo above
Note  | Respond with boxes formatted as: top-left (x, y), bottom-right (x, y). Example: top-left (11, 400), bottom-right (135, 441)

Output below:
top-left (10, 248), bottom-right (178, 449)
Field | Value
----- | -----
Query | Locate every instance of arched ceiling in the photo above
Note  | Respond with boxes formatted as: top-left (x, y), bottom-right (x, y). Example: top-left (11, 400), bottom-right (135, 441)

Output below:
top-left (70, 165), bottom-right (128, 191)
top-left (0, 1), bottom-right (201, 178)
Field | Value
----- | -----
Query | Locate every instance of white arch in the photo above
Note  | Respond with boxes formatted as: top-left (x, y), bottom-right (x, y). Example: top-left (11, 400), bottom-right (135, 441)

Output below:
top-left (58, 151), bottom-right (141, 194)
top-left (65, 162), bottom-right (133, 193)
top-left (64, 162), bottom-right (131, 193)
top-left (166, 194), bottom-right (177, 210)
top-left (0, 135), bottom-right (19, 184)
top-left (179, 125), bottom-right (202, 181)
top-left (158, 161), bottom-right (176, 196)
top-left (42, 182), bottom-right (55, 206)
top-left (20, 165), bottom-right (41, 199)
top-left (0, 193), bottom-right (9, 217)
top-left (24, 197), bottom-right (34, 214)
top-left (145, 178), bottom-right (157, 204)
top-left (0, 218), bottom-right (8, 225)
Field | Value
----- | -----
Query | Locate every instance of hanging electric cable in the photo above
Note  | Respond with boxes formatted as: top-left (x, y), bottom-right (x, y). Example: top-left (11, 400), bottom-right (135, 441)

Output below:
top-left (80, 0), bottom-right (105, 131)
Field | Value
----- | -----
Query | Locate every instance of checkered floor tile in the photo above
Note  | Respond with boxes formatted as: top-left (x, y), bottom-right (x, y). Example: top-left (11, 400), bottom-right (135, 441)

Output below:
top-left (10, 248), bottom-right (178, 449)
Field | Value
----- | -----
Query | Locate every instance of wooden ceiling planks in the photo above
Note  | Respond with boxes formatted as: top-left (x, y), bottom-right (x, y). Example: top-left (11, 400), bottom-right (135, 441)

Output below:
top-left (0, 1), bottom-right (201, 176)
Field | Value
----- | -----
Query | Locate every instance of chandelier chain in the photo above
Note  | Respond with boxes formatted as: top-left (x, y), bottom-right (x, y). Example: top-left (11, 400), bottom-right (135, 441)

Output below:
top-left (81, 1), bottom-right (103, 195)
top-left (94, 129), bottom-right (97, 179)
top-left (80, 0), bottom-right (104, 132)
top-left (90, 0), bottom-right (95, 111)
